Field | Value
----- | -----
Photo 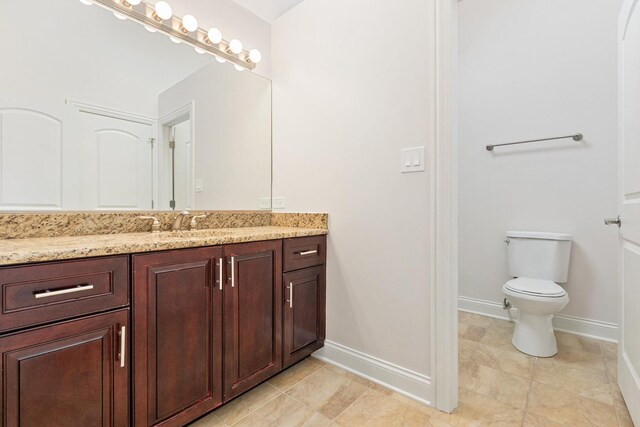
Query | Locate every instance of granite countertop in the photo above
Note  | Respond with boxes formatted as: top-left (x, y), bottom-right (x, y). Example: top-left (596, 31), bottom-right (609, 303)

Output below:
top-left (0, 226), bottom-right (328, 266)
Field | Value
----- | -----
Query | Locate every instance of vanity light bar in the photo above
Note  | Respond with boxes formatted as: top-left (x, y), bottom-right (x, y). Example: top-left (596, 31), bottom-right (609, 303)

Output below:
top-left (84, 0), bottom-right (260, 71)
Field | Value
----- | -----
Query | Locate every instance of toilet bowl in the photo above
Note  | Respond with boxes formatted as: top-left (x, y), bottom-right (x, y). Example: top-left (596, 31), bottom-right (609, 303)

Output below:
top-left (503, 231), bottom-right (572, 357)
top-left (503, 278), bottom-right (569, 357)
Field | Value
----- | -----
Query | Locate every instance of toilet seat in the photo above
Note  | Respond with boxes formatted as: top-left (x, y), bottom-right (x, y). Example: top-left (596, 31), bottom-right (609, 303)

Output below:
top-left (504, 277), bottom-right (566, 298)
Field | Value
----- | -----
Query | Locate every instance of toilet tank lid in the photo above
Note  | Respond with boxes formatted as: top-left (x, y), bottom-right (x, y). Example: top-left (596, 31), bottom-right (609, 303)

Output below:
top-left (506, 231), bottom-right (572, 241)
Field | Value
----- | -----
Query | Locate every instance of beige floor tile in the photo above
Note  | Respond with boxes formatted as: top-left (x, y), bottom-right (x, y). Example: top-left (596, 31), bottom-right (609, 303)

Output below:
top-left (600, 341), bottom-right (618, 361)
top-left (286, 366), bottom-right (369, 419)
top-left (610, 383), bottom-right (636, 427)
top-left (533, 361), bottom-right (612, 404)
top-left (458, 322), bottom-right (487, 342)
top-left (478, 323), bottom-right (515, 350)
top-left (527, 382), bottom-right (618, 426)
top-left (189, 413), bottom-right (226, 427)
top-left (460, 359), bottom-right (530, 409)
top-left (605, 358), bottom-right (618, 382)
top-left (430, 389), bottom-right (524, 426)
top-left (472, 343), bottom-right (535, 378)
top-left (458, 338), bottom-right (478, 368)
top-left (369, 384), bottom-right (436, 417)
top-left (555, 331), bottom-right (602, 355)
top-left (522, 413), bottom-right (563, 427)
top-left (426, 419), bottom-right (455, 427)
top-left (214, 383), bottom-right (282, 426)
top-left (459, 311), bottom-right (494, 328)
top-left (617, 406), bottom-right (635, 427)
top-left (536, 344), bottom-right (606, 373)
top-left (490, 317), bottom-right (516, 330)
top-left (323, 363), bottom-right (374, 387)
top-left (334, 388), bottom-right (432, 427)
top-left (233, 394), bottom-right (331, 427)
top-left (269, 358), bottom-right (326, 391)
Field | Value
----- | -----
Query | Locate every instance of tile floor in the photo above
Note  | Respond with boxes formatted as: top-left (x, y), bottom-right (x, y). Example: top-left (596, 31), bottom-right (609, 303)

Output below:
top-left (189, 312), bottom-right (635, 426)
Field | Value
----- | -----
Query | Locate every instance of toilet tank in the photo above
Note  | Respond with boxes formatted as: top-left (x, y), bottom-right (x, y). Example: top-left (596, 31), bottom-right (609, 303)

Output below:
top-left (506, 231), bottom-right (572, 282)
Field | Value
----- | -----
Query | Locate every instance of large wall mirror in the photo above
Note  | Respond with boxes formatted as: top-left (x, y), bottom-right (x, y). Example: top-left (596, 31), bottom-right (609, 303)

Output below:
top-left (0, 0), bottom-right (272, 211)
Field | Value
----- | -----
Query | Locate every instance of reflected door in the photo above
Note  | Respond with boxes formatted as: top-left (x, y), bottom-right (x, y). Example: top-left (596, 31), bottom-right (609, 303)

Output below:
top-left (79, 113), bottom-right (154, 210)
top-left (618, 0), bottom-right (640, 423)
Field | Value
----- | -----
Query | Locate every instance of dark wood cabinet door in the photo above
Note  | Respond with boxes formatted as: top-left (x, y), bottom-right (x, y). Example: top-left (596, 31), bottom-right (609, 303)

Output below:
top-left (283, 266), bottom-right (326, 368)
top-left (0, 309), bottom-right (129, 427)
top-left (133, 247), bottom-right (223, 427)
top-left (223, 241), bottom-right (282, 401)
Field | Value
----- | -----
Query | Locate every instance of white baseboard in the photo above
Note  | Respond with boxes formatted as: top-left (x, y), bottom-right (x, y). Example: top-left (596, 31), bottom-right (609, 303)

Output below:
top-left (458, 295), bottom-right (619, 343)
top-left (312, 340), bottom-right (433, 407)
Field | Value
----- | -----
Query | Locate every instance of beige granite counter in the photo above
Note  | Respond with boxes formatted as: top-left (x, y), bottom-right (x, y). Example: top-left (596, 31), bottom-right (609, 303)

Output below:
top-left (0, 226), bottom-right (328, 266)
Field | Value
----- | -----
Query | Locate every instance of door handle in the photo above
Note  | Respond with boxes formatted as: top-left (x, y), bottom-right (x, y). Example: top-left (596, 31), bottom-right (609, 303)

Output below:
top-left (604, 216), bottom-right (622, 228)
top-left (118, 326), bottom-right (126, 368)
top-left (229, 257), bottom-right (235, 287)
top-left (218, 258), bottom-right (223, 290)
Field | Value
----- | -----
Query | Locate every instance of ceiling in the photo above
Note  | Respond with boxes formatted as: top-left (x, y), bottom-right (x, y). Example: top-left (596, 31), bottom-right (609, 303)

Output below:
top-left (229, 0), bottom-right (305, 23)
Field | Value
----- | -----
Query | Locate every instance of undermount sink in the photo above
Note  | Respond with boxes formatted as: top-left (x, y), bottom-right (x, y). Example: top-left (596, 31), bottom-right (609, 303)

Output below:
top-left (154, 229), bottom-right (232, 238)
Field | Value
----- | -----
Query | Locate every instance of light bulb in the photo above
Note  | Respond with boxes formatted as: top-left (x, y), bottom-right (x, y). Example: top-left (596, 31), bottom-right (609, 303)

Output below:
top-left (215, 56), bottom-right (226, 64)
top-left (113, 12), bottom-right (127, 20)
top-left (154, 1), bottom-right (172, 20)
top-left (234, 64), bottom-right (246, 72)
top-left (127, 0), bottom-right (141, 4)
top-left (144, 25), bottom-right (157, 33)
top-left (194, 47), bottom-right (206, 54)
top-left (79, 0), bottom-right (93, 5)
top-left (181, 15), bottom-right (198, 32)
top-left (169, 36), bottom-right (182, 44)
top-left (228, 39), bottom-right (243, 55)
top-left (207, 27), bottom-right (222, 44)
top-left (248, 49), bottom-right (262, 64)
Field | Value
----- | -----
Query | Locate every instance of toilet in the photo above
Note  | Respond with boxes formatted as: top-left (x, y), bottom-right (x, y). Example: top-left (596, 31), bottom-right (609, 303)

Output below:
top-left (503, 231), bottom-right (572, 357)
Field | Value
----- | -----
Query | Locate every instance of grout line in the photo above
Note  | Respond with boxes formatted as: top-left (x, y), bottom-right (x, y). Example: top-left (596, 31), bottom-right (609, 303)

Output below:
top-left (521, 357), bottom-right (537, 427)
top-left (226, 385), bottom-right (284, 426)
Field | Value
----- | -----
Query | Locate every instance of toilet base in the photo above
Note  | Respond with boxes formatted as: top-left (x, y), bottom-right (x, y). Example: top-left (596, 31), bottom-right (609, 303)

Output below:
top-left (512, 311), bottom-right (558, 357)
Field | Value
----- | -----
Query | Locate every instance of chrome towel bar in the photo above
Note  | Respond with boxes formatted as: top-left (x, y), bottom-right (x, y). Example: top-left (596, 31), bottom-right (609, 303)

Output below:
top-left (486, 133), bottom-right (583, 151)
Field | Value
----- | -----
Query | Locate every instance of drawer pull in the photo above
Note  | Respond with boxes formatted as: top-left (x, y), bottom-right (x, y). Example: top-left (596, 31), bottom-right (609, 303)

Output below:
top-left (297, 250), bottom-right (318, 256)
top-left (34, 284), bottom-right (94, 299)
top-left (230, 257), bottom-right (235, 288)
top-left (218, 258), bottom-right (223, 291)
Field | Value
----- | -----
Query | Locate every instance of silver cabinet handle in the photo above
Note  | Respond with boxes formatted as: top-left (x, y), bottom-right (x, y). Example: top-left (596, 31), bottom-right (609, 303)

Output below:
top-left (289, 282), bottom-right (293, 308)
top-left (297, 250), bottom-right (318, 256)
top-left (218, 258), bottom-right (223, 290)
top-left (118, 326), bottom-right (126, 368)
top-left (34, 284), bottom-right (94, 299)
top-left (604, 216), bottom-right (622, 228)
top-left (230, 256), bottom-right (235, 288)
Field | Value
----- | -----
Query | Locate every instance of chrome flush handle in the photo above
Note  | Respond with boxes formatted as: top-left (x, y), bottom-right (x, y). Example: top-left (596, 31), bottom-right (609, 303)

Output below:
top-left (604, 216), bottom-right (622, 228)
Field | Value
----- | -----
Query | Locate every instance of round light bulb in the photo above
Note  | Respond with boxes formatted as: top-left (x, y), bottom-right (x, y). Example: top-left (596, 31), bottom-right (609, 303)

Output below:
top-left (194, 47), bottom-right (206, 54)
top-left (215, 56), bottom-right (226, 64)
top-left (113, 12), bottom-right (127, 20)
top-left (207, 27), bottom-right (222, 44)
top-left (154, 1), bottom-right (173, 20)
top-left (182, 14), bottom-right (198, 32)
top-left (169, 36), bottom-right (182, 44)
top-left (79, 0), bottom-right (93, 5)
top-left (127, 0), bottom-right (141, 5)
top-left (144, 25), bottom-right (157, 33)
top-left (248, 49), bottom-right (262, 64)
top-left (228, 39), bottom-right (243, 55)
top-left (234, 64), bottom-right (245, 72)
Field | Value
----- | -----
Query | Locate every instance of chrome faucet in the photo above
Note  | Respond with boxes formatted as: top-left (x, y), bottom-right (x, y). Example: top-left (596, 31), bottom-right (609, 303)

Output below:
top-left (171, 211), bottom-right (190, 231)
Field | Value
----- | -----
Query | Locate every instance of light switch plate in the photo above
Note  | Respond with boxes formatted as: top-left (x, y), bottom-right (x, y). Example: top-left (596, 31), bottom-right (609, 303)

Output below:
top-left (259, 197), bottom-right (271, 210)
top-left (195, 178), bottom-right (204, 192)
top-left (272, 197), bottom-right (285, 210)
top-left (400, 147), bottom-right (425, 173)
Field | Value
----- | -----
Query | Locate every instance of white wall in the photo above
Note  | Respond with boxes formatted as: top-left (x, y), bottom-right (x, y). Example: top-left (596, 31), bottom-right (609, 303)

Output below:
top-left (458, 0), bottom-right (622, 326)
top-left (272, 0), bottom-right (436, 397)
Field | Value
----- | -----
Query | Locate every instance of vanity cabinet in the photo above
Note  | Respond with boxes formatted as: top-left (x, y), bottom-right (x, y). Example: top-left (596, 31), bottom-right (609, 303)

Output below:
top-left (0, 310), bottom-right (130, 427)
top-left (223, 241), bottom-right (282, 401)
top-left (132, 247), bottom-right (224, 427)
top-left (282, 237), bottom-right (327, 368)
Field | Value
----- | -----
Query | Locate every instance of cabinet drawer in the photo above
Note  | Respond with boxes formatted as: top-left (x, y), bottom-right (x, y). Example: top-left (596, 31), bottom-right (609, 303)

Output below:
top-left (283, 236), bottom-right (326, 272)
top-left (0, 256), bottom-right (129, 332)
